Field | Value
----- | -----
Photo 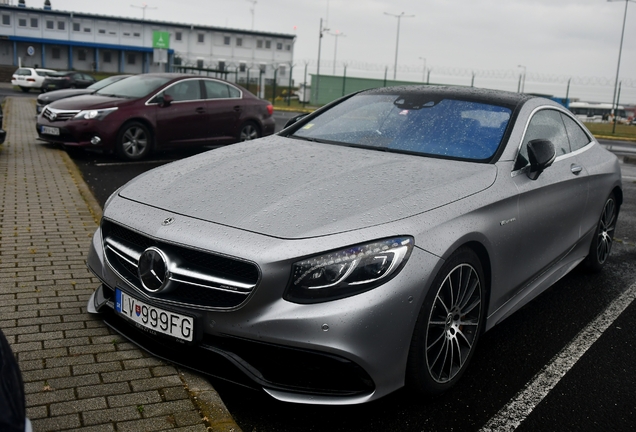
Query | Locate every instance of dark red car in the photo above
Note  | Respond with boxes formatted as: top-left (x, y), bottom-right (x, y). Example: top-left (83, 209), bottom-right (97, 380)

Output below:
top-left (36, 73), bottom-right (275, 160)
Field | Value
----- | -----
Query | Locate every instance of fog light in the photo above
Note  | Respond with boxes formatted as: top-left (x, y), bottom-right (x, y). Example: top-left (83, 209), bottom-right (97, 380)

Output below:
top-left (90, 136), bottom-right (101, 145)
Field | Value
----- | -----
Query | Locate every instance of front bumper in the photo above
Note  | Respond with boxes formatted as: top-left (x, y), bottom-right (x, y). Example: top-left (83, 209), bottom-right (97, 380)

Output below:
top-left (85, 201), bottom-right (441, 404)
top-left (36, 118), bottom-right (116, 149)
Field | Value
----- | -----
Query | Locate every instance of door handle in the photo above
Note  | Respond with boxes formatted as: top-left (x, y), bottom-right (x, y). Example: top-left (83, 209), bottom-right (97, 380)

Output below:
top-left (196, 107), bottom-right (206, 114)
top-left (233, 106), bottom-right (242, 112)
top-left (570, 164), bottom-right (582, 175)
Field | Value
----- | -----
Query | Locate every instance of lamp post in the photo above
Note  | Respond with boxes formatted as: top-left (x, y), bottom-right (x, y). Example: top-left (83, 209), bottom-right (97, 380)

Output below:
top-left (608, 0), bottom-right (634, 120)
top-left (517, 65), bottom-right (526, 93)
top-left (328, 31), bottom-right (346, 75)
top-left (419, 56), bottom-right (426, 83)
top-left (384, 12), bottom-right (414, 80)
top-left (246, 0), bottom-right (257, 30)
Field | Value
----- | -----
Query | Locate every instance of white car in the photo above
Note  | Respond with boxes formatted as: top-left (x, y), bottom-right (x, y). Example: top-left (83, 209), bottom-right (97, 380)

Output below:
top-left (11, 67), bottom-right (56, 93)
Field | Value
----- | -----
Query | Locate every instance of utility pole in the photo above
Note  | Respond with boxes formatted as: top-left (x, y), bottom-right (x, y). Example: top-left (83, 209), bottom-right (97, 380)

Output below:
top-left (316, 18), bottom-right (329, 105)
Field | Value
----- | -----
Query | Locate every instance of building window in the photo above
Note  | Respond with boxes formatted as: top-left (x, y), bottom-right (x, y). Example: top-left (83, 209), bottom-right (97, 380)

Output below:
top-left (109, 31), bottom-right (116, 35)
top-left (18, 18), bottom-right (26, 27)
top-left (127, 53), bottom-right (136, 65)
top-left (218, 60), bottom-right (225, 71)
top-left (78, 50), bottom-right (86, 61)
top-left (123, 32), bottom-right (130, 36)
top-left (30, 18), bottom-right (38, 28)
top-left (196, 59), bottom-right (204, 68)
top-left (175, 31), bottom-right (182, 41)
top-left (286, 44), bottom-right (291, 51)
top-left (52, 47), bottom-right (61, 59)
top-left (133, 32), bottom-right (140, 37)
top-left (223, 36), bottom-right (230, 45)
top-left (198, 33), bottom-right (205, 43)
top-left (57, 21), bottom-right (65, 30)
top-left (276, 42), bottom-right (282, 50)
top-left (257, 40), bottom-right (263, 48)
top-left (46, 20), bottom-right (54, 29)
top-left (236, 37), bottom-right (242, 47)
top-left (73, 22), bottom-right (80, 32)
top-left (2, 15), bottom-right (10, 26)
top-left (98, 29), bottom-right (106, 34)
top-left (279, 65), bottom-right (286, 76)
top-left (265, 40), bottom-right (271, 49)
top-left (84, 27), bottom-right (91, 33)
top-left (103, 52), bottom-right (112, 63)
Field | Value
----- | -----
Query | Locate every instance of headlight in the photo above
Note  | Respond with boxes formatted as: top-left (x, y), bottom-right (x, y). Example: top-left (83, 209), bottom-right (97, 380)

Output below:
top-left (73, 107), bottom-right (118, 120)
top-left (285, 237), bottom-right (413, 303)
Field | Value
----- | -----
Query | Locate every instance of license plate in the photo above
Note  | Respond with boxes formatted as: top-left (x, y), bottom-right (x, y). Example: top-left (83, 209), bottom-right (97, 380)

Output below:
top-left (115, 289), bottom-right (194, 342)
top-left (41, 126), bottom-right (59, 136)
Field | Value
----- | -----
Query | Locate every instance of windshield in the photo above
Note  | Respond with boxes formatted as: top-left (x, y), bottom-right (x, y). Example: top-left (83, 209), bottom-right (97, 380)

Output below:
top-left (292, 93), bottom-right (512, 161)
top-left (88, 75), bottom-right (129, 91)
top-left (95, 75), bottom-right (172, 98)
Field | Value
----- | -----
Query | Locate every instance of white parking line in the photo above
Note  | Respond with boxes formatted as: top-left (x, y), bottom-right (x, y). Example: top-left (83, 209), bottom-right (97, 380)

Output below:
top-left (481, 280), bottom-right (636, 432)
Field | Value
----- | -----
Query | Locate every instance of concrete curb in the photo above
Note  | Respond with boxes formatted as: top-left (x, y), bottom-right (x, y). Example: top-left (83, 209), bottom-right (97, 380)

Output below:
top-left (595, 134), bottom-right (636, 143)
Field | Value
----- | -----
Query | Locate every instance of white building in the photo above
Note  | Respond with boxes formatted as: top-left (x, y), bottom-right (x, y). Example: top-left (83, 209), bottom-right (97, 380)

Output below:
top-left (0, 1), bottom-right (296, 86)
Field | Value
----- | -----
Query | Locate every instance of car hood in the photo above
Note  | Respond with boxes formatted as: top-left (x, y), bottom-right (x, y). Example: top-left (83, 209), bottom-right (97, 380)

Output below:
top-left (48, 94), bottom-right (134, 110)
top-left (38, 89), bottom-right (93, 103)
top-left (118, 136), bottom-right (497, 239)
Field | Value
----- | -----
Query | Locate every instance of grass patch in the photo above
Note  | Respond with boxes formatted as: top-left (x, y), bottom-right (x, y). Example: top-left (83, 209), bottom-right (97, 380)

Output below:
top-left (584, 122), bottom-right (636, 140)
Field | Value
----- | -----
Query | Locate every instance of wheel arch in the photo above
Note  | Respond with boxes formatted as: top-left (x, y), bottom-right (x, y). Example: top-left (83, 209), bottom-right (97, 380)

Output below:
top-left (613, 186), bottom-right (623, 208)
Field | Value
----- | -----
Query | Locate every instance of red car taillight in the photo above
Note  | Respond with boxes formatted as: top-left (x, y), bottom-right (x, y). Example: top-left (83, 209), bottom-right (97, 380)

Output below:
top-left (26, 78), bottom-right (35, 82)
top-left (266, 104), bottom-right (274, 116)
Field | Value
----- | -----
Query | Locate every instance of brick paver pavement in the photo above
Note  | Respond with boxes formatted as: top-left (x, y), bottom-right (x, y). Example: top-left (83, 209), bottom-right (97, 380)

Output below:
top-left (0, 97), bottom-right (240, 432)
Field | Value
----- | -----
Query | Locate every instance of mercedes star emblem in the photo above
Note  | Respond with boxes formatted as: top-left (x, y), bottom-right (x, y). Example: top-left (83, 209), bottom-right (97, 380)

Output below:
top-left (138, 247), bottom-right (170, 293)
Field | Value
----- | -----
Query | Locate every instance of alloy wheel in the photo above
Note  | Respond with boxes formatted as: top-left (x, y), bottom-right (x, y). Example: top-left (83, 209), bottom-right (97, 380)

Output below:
top-left (426, 263), bottom-right (482, 384)
top-left (596, 197), bottom-right (617, 265)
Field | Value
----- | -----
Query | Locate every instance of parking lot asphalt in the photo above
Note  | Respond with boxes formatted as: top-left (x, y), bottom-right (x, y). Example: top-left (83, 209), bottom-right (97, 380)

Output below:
top-left (0, 97), bottom-right (242, 432)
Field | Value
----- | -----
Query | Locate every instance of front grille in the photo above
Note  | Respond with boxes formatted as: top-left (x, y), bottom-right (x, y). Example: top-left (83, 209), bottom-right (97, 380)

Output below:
top-left (42, 106), bottom-right (80, 121)
top-left (102, 220), bottom-right (260, 309)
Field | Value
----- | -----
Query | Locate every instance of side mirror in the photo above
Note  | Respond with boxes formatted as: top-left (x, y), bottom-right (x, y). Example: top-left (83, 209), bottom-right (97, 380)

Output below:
top-left (157, 93), bottom-right (173, 108)
top-left (284, 113), bottom-right (309, 129)
top-left (526, 139), bottom-right (556, 180)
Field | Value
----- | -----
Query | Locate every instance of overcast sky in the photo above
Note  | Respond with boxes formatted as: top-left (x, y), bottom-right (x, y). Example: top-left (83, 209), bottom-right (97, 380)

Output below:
top-left (48, 0), bottom-right (636, 103)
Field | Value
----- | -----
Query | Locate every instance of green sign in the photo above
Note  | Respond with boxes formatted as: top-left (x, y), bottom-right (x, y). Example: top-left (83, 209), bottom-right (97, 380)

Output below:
top-left (153, 31), bottom-right (170, 49)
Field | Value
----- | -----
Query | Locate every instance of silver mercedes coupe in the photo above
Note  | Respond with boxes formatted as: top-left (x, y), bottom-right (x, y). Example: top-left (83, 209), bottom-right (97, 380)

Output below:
top-left (87, 86), bottom-right (622, 405)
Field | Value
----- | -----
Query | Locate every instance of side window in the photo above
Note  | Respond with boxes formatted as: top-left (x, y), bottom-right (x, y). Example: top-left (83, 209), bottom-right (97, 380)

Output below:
top-left (515, 109), bottom-right (569, 170)
top-left (228, 86), bottom-right (240, 98)
top-left (165, 80), bottom-right (202, 102)
top-left (203, 80), bottom-right (230, 99)
top-left (561, 114), bottom-right (591, 152)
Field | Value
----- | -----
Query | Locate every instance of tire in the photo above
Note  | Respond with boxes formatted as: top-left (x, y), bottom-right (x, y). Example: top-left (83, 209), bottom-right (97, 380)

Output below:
top-left (584, 192), bottom-right (618, 272)
top-left (19, 87), bottom-right (30, 93)
top-left (115, 122), bottom-right (152, 161)
top-left (239, 122), bottom-right (260, 141)
top-left (406, 247), bottom-right (486, 395)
